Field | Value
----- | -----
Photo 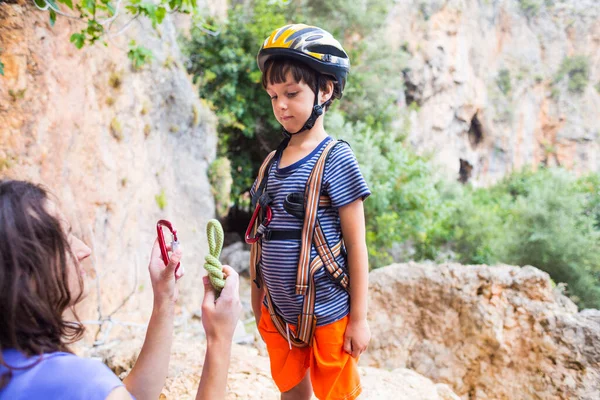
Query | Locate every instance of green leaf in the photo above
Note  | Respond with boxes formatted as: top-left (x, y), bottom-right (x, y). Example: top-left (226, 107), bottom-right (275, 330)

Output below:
top-left (106, 1), bottom-right (115, 15)
top-left (59, 0), bottom-right (74, 9)
top-left (155, 6), bottom-right (167, 24)
top-left (46, 0), bottom-right (59, 9)
top-left (70, 33), bottom-right (85, 49)
top-left (128, 44), bottom-right (153, 69)
top-left (33, 0), bottom-right (47, 8)
top-left (0, 58), bottom-right (5, 76)
top-left (84, 0), bottom-right (96, 14)
top-left (49, 9), bottom-right (56, 27)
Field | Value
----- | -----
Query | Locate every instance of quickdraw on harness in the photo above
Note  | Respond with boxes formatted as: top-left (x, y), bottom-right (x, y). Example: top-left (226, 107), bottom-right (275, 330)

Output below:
top-left (157, 219), bottom-right (182, 275)
top-left (246, 138), bottom-right (350, 348)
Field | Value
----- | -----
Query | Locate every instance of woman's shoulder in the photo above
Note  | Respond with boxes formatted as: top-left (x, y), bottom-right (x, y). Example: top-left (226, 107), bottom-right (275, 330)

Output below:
top-left (43, 351), bottom-right (115, 374)
top-left (1, 350), bottom-right (123, 400)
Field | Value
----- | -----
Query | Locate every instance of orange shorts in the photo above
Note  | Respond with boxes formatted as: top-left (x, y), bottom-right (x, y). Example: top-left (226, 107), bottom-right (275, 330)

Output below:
top-left (258, 304), bottom-right (362, 400)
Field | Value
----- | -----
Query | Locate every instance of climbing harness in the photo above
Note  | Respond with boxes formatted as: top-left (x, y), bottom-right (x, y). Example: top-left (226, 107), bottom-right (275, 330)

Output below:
top-left (246, 139), bottom-right (350, 348)
top-left (156, 219), bottom-right (182, 275)
top-left (204, 219), bottom-right (225, 293)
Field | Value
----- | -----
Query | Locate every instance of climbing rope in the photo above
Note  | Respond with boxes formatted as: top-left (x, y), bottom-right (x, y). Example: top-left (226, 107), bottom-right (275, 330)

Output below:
top-left (204, 219), bottom-right (225, 292)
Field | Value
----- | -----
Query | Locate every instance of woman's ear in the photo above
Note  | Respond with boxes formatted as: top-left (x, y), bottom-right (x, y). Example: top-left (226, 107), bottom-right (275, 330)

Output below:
top-left (320, 80), bottom-right (334, 104)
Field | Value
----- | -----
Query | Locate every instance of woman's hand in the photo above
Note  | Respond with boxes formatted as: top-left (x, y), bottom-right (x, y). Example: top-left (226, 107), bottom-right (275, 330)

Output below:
top-left (343, 317), bottom-right (371, 358)
top-left (148, 238), bottom-right (183, 306)
top-left (201, 265), bottom-right (242, 344)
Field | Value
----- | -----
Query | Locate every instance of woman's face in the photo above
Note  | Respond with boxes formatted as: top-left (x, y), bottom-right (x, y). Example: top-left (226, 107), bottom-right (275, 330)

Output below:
top-left (46, 201), bottom-right (92, 303)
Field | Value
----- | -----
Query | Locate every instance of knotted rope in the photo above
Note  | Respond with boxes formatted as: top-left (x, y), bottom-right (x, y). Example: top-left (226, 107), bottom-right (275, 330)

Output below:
top-left (203, 219), bottom-right (225, 292)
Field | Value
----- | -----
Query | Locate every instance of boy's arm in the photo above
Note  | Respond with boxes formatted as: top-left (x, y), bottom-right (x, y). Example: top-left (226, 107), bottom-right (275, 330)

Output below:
top-left (339, 198), bottom-right (371, 358)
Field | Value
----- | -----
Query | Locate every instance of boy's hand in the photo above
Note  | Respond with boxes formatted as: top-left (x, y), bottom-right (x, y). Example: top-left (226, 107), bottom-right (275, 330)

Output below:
top-left (343, 318), bottom-right (371, 358)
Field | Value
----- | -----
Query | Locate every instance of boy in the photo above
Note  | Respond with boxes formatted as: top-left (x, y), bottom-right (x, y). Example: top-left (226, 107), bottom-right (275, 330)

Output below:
top-left (248, 24), bottom-right (370, 400)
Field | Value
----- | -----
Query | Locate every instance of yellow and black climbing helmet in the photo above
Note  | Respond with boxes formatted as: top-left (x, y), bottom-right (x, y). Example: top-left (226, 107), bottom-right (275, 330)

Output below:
top-left (257, 24), bottom-right (350, 100)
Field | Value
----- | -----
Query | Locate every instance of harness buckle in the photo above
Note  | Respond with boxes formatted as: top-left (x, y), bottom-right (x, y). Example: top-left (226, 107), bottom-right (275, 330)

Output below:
top-left (328, 267), bottom-right (347, 286)
top-left (263, 228), bottom-right (273, 241)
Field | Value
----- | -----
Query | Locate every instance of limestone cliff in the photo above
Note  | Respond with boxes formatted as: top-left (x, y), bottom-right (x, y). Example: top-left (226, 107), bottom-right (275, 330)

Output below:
top-left (387, 0), bottom-right (600, 185)
top-left (0, 1), bottom-right (217, 325)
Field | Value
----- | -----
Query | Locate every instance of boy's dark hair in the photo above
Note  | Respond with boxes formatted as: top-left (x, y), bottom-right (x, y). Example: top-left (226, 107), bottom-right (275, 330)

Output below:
top-left (0, 180), bottom-right (84, 389)
top-left (261, 57), bottom-right (335, 111)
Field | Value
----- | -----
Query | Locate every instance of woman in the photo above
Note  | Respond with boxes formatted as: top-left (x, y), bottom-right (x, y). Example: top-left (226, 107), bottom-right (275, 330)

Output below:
top-left (0, 180), bottom-right (241, 399)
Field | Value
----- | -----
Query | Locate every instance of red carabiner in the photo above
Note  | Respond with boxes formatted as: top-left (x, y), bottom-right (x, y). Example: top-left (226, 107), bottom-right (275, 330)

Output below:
top-left (245, 204), bottom-right (272, 244)
top-left (157, 219), bottom-right (181, 275)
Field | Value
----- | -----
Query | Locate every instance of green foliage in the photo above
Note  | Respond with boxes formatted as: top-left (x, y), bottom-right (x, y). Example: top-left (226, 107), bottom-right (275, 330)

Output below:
top-left (155, 189), bottom-right (167, 210)
top-left (577, 173), bottom-right (600, 230)
top-left (108, 71), bottom-right (123, 89)
top-left (518, 0), bottom-right (542, 17)
top-left (285, 0), bottom-right (391, 39)
top-left (0, 154), bottom-right (17, 172)
top-left (434, 169), bottom-right (600, 309)
top-left (325, 111), bottom-right (447, 267)
top-left (33, 0), bottom-right (199, 68)
top-left (185, 0), bottom-right (287, 203)
top-left (208, 157), bottom-right (234, 218)
top-left (8, 88), bottom-right (27, 101)
top-left (496, 69), bottom-right (512, 95)
top-left (554, 55), bottom-right (590, 93)
top-left (110, 117), bottom-right (123, 141)
top-left (128, 41), bottom-right (153, 69)
top-left (497, 170), bottom-right (600, 308)
top-left (436, 186), bottom-right (510, 265)
top-left (0, 48), bottom-right (5, 76)
top-left (341, 39), bottom-right (408, 129)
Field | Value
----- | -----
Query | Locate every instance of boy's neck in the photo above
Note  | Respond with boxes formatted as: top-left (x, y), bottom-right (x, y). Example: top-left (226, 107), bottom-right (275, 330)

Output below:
top-left (288, 122), bottom-right (328, 147)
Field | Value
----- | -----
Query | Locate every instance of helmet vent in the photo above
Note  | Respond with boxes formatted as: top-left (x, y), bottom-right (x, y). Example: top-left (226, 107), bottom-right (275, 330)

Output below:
top-left (305, 34), bottom-right (324, 42)
top-left (306, 44), bottom-right (347, 59)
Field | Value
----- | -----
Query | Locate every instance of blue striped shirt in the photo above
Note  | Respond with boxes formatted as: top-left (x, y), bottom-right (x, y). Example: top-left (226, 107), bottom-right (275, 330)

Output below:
top-left (251, 136), bottom-right (370, 327)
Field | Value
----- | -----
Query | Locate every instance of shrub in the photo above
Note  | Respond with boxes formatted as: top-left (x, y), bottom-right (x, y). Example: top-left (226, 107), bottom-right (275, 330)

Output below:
top-left (554, 55), bottom-right (590, 93)
top-left (496, 69), bottom-right (512, 95)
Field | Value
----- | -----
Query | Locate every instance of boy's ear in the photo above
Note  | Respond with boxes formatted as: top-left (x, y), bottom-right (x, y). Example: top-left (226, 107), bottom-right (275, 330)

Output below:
top-left (320, 80), bottom-right (334, 104)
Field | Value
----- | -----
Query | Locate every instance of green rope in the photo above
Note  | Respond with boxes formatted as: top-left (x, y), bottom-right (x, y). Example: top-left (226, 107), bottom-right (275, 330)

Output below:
top-left (204, 219), bottom-right (225, 292)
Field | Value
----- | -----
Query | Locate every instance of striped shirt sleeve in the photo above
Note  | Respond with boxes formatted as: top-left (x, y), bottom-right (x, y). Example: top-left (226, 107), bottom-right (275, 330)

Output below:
top-left (323, 142), bottom-right (371, 208)
top-left (250, 177), bottom-right (258, 197)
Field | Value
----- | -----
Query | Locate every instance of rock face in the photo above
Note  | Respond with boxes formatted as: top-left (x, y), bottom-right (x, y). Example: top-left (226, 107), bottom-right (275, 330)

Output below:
top-left (0, 1), bottom-right (217, 323)
top-left (364, 262), bottom-right (600, 400)
top-left (221, 241), bottom-right (251, 274)
top-left (386, 0), bottom-right (600, 185)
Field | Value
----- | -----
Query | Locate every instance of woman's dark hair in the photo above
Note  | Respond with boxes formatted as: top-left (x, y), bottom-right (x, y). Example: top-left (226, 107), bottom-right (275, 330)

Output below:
top-left (261, 57), bottom-right (335, 111)
top-left (0, 180), bottom-right (84, 388)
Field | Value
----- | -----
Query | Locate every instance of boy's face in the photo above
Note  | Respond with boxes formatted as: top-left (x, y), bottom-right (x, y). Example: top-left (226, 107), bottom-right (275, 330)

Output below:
top-left (266, 71), bottom-right (315, 133)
